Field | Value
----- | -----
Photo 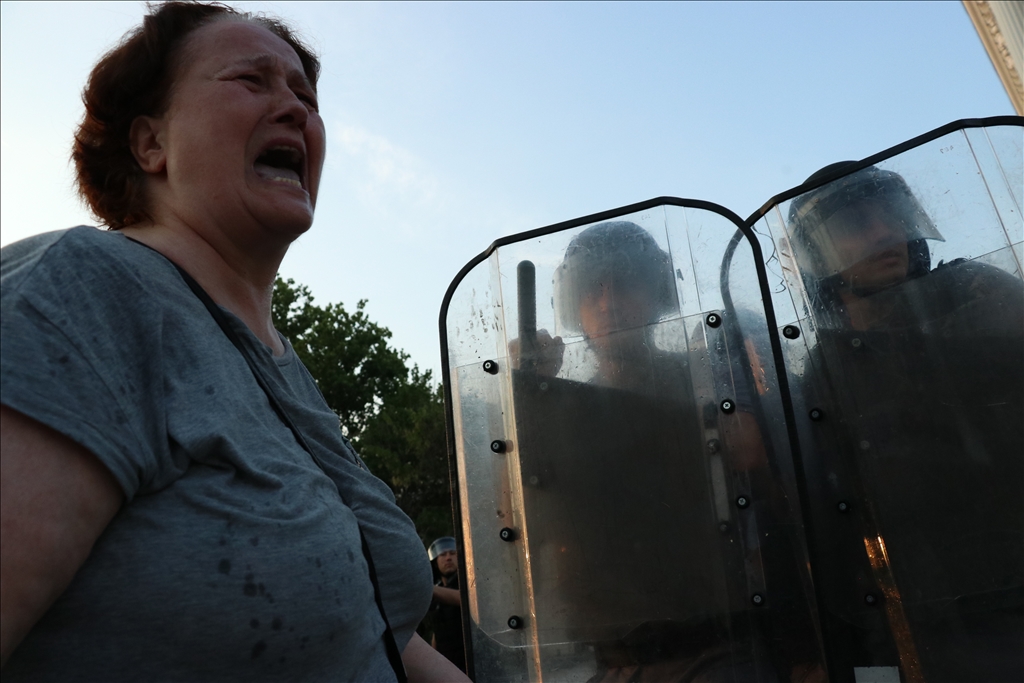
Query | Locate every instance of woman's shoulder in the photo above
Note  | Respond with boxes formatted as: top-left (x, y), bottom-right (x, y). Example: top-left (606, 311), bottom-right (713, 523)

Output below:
top-left (1, 225), bottom-right (200, 383)
top-left (1, 228), bottom-right (84, 286)
top-left (2, 226), bottom-right (182, 305)
top-left (3, 225), bottom-right (123, 259)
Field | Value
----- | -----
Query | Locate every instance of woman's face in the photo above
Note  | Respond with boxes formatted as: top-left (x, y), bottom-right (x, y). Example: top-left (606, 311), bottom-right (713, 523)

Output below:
top-left (148, 19), bottom-right (326, 241)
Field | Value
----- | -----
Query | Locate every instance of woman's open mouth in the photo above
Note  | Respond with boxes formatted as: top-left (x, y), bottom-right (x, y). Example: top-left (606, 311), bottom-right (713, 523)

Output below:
top-left (253, 145), bottom-right (305, 189)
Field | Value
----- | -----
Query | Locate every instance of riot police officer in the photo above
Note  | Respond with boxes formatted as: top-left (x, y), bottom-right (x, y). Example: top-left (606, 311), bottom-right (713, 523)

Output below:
top-left (426, 536), bottom-right (466, 673)
top-left (552, 221), bottom-right (680, 394)
top-left (509, 221), bottom-right (779, 681)
top-left (511, 220), bottom-right (681, 395)
top-left (786, 163), bottom-right (1024, 681)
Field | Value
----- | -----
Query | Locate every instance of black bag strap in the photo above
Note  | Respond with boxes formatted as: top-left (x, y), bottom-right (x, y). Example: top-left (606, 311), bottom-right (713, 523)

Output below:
top-left (170, 261), bottom-right (408, 683)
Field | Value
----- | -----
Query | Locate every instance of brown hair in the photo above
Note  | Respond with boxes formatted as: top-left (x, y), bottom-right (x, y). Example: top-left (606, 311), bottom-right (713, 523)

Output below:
top-left (72, 1), bottom-right (320, 229)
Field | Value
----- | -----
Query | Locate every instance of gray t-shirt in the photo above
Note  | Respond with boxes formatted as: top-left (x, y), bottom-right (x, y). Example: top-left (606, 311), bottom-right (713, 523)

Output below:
top-left (1, 227), bottom-right (433, 682)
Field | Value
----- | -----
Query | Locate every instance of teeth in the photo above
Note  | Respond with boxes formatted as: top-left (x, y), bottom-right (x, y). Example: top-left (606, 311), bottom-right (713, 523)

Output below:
top-left (254, 161), bottom-right (303, 188)
top-left (254, 144), bottom-right (304, 186)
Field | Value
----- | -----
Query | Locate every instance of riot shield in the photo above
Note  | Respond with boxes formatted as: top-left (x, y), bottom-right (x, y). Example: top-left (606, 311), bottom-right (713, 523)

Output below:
top-left (752, 122), bottom-right (1024, 683)
top-left (442, 204), bottom-right (825, 681)
top-left (440, 116), bottom-right (1022, 683)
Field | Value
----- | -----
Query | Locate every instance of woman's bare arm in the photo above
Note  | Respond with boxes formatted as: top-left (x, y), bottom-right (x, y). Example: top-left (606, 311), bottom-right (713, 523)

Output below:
top-left (402, 632), bottom-right (471, 682)
top-left (0, 405), bottom-right (123, 667)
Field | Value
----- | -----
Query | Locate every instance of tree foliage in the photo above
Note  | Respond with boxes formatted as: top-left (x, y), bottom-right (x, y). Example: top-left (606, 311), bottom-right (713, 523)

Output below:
top-left (356, 367), bottom-right (454, 545)
top-left (272, 277), bottom-right (454, 545)
top-left (272, 277), bottom-right (408, 439)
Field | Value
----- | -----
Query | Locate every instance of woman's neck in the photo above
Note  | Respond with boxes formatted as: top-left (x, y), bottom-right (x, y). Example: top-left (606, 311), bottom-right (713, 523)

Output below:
top-left (121, 221), bottom-right (287, 356)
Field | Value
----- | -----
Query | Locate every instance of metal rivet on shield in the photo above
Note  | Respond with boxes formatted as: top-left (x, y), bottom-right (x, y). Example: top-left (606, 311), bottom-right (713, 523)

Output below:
top-left (736, 495), bottom-right (750, 509)
top-left (837, 501), bottom-right (850, 513)
top-left (499, 527), bottom-right (516, 542)
top-left (809, 408), bottom-right (825, 421)
top-left (720, 399), bottom-right (736, 414)
top-left (706, 312), bottom-right (722, 328)
top-left (718, 522), bottom-right (730, 533)
top-left (707, 439), bottom-right (721, 454)
top-left (751, 593), bottom-right (765, 606)
top-left (482, 359), bottom-right (499, 374)
top-left (507, 615), bottom-right (524, 630)
top-left (782, 325), bottom-right (800, 339)
top-left (864, 593), bottom-right (879, 606)
top-left (539, 382), bottom-right (548, 392)
top-left (528, 475), bottom-right (540, 486)
top-left (490, 440), bottom-right (507, 453)
top-left (851, 338), bottom-right (863, 349)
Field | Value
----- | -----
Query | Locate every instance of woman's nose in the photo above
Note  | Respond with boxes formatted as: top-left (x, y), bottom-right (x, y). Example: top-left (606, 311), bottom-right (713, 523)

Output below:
top-left (271, 87), bottom-right (309, 129)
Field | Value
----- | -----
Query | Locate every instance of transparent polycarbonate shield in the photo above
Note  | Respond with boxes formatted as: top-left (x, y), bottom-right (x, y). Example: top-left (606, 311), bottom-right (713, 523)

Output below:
top-left (443, 204), bottom-right (824, 682)
top-left (757, 124), bottom-right (1024, 683)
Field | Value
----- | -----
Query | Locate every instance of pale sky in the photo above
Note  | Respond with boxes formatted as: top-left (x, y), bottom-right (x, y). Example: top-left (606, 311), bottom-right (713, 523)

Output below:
top-left (1, 1), bottom-right (1014, 377)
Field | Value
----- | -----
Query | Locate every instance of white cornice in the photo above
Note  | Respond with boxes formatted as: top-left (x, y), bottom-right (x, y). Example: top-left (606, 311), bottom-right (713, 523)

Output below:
top-left (963, 0), bottom-right (1024, 114)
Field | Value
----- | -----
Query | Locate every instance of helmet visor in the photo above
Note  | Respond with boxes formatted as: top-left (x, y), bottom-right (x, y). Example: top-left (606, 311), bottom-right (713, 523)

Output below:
top-left (792, 172), bottom-right (943, 277)
top-left (428, 537), bottom-right (457, 561)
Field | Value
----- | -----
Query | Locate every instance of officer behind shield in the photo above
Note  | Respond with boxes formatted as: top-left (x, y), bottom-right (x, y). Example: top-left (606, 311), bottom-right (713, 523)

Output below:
top-left (518, 221), bottom-right (703, 397)
top-left (425, 537), bottom-right (466, 673)
top-left (509, 221), bottom-right (783, 682)
top-left (513, 221), bottom-right (675, 389)
top-left (552, 222), bottom-right (681, 394)
top-left (787, 163), bottom-right (1024, 681)
top-left (515, 221), bottom-right (769, 469)
top-left (556, 223), bottom-right (771, 471)
top-left (790, 163), bottom-right (945, 329)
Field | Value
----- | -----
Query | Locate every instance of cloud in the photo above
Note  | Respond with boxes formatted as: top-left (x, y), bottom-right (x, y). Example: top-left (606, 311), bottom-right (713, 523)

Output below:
top-left (321, 120), bottom-right (535, 252)
top-left (330, 122), bottom-right (442, 217)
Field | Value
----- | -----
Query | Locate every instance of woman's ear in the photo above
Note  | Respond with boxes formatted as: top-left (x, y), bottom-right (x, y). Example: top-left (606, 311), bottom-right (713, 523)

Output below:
top-left (129, 116), bottom-right (166, 174)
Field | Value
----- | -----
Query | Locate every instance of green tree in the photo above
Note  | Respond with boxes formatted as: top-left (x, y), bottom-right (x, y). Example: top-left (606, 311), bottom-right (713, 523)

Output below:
top-left (356, 367), bottom-right (454, 545)
top-left (272, 277), bottom-right (408, 439)
top-left (272, 277), bottom-right (454, 545)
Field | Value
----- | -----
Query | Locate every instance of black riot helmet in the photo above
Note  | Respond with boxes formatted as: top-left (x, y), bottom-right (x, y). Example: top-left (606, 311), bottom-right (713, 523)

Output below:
top-left (553, 221), bottom-right (678, 337)
top-left (787, 163), bottom-right (944, 282)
